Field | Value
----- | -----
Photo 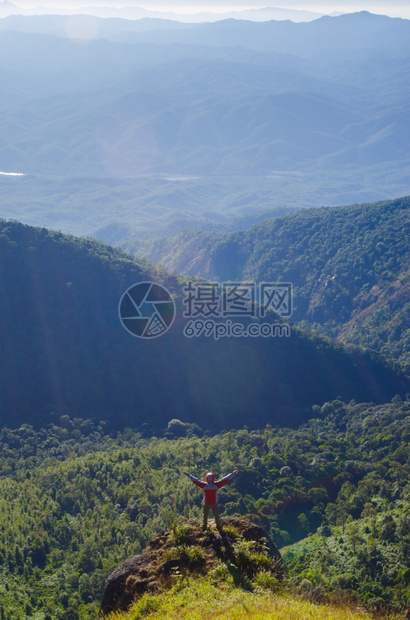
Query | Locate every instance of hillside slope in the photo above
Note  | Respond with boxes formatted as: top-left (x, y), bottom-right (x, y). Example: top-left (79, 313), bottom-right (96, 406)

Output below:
top-left (101, 580), bottom-right (376, 620)
top-left (1, 219), bottom-right (409, 431)
top-left (134, 197), bottom-right (410, 372)
top-left (0, 222), bottom-right (409, 429)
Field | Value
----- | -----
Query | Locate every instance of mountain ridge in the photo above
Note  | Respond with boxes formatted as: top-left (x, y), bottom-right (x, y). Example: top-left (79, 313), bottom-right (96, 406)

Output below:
top-left (132, 196), bottom-right (410, 372)
top-left (0, 218), bottom-right (408, 432)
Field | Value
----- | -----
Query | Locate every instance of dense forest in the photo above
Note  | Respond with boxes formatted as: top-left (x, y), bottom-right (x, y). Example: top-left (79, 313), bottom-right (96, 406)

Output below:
top-left (134, 197), bottom-right (410, 372)
top-left (1, 218), bottom-right (407, 432)
top-left (0, 398), bottom-right (408, 618)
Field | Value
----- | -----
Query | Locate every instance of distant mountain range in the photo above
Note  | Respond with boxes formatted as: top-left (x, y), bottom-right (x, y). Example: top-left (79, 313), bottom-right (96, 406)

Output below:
top-left (0, 219), bottom-right (407, 432)
top-left (0, 2), bottom-right (324, 22)
top-left (0, 12), bottom-right (409, 240)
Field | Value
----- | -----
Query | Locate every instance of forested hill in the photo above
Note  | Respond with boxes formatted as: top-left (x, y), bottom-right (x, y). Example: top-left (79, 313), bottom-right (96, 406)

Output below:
top-left (0, 399), bottom-right (408, 618)
top-left (133, 197), bottom-right (410, 372)
top-left (0, 219), bottom-right (408, 432)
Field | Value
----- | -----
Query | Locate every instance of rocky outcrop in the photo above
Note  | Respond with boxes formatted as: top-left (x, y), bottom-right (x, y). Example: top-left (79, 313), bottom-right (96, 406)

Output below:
top-left (99, 517), bottom-right (283, 617)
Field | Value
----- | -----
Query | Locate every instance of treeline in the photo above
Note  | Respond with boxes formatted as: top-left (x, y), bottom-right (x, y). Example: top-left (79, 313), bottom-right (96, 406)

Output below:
top-left (0, 398), bottom-right (408, 618)
top-left (135, 197), bottom-right (410, 373)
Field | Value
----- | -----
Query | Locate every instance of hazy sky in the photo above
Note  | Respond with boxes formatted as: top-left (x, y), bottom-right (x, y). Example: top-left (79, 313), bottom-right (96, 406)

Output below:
top-left (11, 1), bottom-right (410, 19)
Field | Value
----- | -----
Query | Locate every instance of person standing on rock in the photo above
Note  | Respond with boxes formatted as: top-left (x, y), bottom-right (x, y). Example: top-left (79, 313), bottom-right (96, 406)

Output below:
top-left (183, 470), bottom-right (238, 530)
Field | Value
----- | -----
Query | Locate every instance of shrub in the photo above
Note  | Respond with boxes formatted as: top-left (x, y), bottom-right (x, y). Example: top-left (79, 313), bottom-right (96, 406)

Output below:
top-left (170, 522), bottom-right (194, 547)
top-left (221, 523), bottom-right (241, 539)
top-left (187, 546), bottom-right (206, 566)
top-left (253, 570), bottom-right (279, 591)
top-left (208, 561), bottom-right (233, 584)
top-left (232, 540), bottom-right (274, 578)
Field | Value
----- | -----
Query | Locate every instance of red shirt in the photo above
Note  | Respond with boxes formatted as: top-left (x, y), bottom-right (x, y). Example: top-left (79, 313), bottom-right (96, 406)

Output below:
top-left (186, 472), bottom-right (236, 505)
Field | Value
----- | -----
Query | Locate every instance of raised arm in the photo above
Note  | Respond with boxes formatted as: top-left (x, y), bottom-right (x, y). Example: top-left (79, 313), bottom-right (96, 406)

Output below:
top-left (216, 470), bottom-right (238, 488)
top-left (183, 471), bottom-right (205, 488)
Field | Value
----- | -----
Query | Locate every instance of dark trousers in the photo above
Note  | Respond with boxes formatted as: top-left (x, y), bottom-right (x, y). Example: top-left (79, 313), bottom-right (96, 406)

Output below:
top-left (203, 503), bottom-right (220, 529)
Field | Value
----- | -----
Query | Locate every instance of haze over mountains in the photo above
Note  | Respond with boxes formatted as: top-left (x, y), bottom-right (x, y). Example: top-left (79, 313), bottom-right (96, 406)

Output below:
top-left (0, 1), bottom-right (325, 22)
top-left (0, 11), bottom-right (409, 241)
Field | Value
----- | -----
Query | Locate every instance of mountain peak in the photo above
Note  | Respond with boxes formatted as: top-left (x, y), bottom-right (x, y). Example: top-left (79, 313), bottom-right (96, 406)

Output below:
top-left (99, 517), bottom-right (283, 617)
